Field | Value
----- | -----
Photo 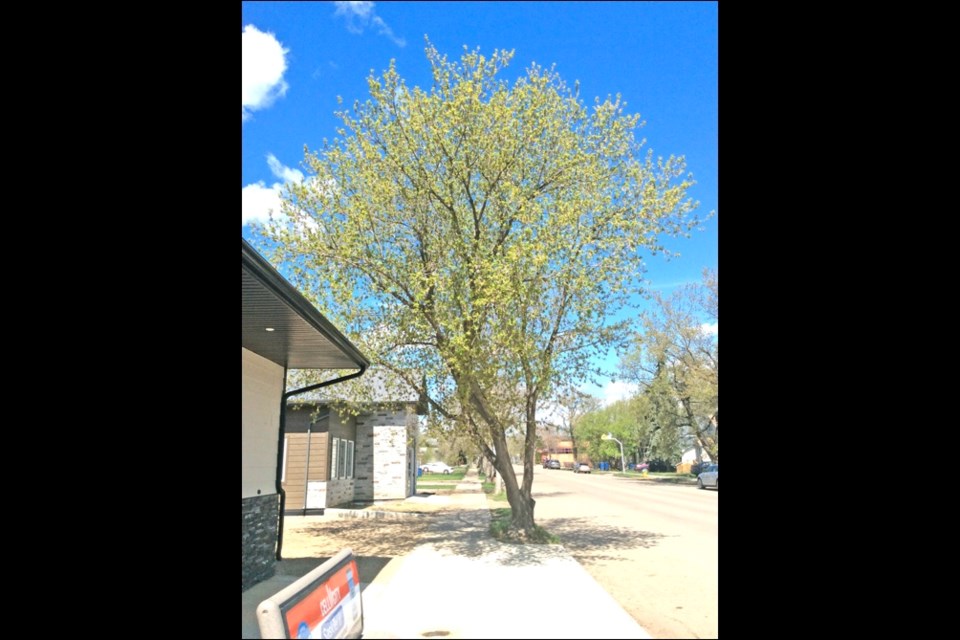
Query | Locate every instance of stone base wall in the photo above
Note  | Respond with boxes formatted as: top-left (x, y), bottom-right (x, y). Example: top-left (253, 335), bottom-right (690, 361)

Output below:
top-left (242, 493), bottom-right (279, 591)
top-left (326, 479), bottom-right (356, 507)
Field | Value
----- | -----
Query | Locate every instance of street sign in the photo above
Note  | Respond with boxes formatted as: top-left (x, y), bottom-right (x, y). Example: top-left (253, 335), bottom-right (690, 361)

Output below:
top-left (257, 548), bottom-right (364, 639)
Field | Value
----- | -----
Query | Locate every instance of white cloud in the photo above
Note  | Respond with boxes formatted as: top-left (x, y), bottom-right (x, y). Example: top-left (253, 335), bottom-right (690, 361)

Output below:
top-left (335, 1), bottom-right (373, 26)
top-left (333, 1), bottom-right (405, 47)
top-left (267, 154), bottom-right (304, 183)
top-left (701, 322), bottom-right (718, 336)
top-left (242, 25), bottom-right (290, 122)
top-left (242, 155), bottom-right (303, 226)
top-left (599, 380), bottom-right (638, 407)
top-left (243, 156), bottom-right (323, 234)
top-left (371, 16), bottom-right (404, 46)
top-left (242, 182), bottom-right (282, 226)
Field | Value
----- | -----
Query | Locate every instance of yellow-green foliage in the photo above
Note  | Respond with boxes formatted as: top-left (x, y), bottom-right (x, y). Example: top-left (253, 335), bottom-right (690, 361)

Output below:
top-left (256, 39), bottom-right (703, 531)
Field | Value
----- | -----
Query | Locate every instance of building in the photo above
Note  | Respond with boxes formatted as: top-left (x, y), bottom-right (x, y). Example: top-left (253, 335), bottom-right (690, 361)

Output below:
top-left (242, 238), bottom-right (369, 592)
top-left (281, 377), bottom-right (425, 512)
top-left (675, 446), bottom-right (712, 474)
top-left (540, 438), bottom-right (578, 469)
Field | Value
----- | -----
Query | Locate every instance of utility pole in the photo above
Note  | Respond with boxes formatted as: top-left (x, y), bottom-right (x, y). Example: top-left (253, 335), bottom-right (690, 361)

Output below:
top-left (601, 433), bottom-right (625, 473)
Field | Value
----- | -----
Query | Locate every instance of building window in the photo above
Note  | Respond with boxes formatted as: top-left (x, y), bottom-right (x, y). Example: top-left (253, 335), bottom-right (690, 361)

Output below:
top-left (346, 440), bottom-right (354, 479)
top-left (330, 437), bottom-right (355, 480)
top-left (331, 437), bottom-right (339, 479)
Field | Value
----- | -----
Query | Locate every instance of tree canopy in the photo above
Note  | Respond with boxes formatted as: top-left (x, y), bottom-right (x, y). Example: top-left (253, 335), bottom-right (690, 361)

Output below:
top-left (257, 40), bottom-right (703, 535)
top-left (619, 269), bottom-right (718, 461)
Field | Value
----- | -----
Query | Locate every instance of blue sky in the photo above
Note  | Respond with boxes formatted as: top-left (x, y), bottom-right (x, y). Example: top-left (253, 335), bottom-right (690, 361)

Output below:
top-left (242, 1), bottom-right (717, 404)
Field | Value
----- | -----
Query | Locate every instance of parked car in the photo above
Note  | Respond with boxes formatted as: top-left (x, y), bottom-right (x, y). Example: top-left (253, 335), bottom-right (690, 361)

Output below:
top-left (544, 459), bottom-right (561, 469)
top-left (572, 462), bottom-right (591, 474)
top-left (420, 461), bottom-right (453, 474)
top-left (697, 463), bottom-right (718, 489)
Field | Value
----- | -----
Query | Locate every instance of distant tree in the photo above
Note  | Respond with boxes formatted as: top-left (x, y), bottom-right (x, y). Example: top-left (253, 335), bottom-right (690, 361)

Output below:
top-left (548, 387), bottom-right (601, 461)
top-left (620, 270), bottom-right (718, 461)
top-left (634, 376), bottom-right (685, 463)
top-left (574, 399), bottom-right (635, 467)
top-left (571, 390), bottom-right (685, 467)
top-left (258, 41), bottom-right (703, 537)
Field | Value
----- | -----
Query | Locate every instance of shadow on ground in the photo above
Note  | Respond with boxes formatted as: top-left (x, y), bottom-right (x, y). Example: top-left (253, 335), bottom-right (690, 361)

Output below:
top-left (286, 517), bottom-right (439, 557)
top-left (543, 517), bottom-right (667, 562)
top-left (282, 496), bottom-right (667, 572)
top-left (274, 556), bottom-right (393, 590)
top-left (427, 509), bottom-right (667, 566)
top-left (619, 476), bottom-right (699, 486)
top-left (526, 489), bottom-right (574, 498)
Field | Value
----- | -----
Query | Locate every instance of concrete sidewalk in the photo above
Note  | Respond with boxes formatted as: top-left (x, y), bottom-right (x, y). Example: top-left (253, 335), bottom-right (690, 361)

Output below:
top-left (242, 467), bottom-right (652, 639)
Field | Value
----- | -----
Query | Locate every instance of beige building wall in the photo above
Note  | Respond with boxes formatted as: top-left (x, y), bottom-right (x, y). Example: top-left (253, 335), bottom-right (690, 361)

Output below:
top-left (242, 347), bottom-right (284, 498)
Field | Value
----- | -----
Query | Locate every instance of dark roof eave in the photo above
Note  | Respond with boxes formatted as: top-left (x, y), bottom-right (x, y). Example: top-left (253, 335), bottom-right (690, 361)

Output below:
top-left (242, 239), bottom-right (369, 369)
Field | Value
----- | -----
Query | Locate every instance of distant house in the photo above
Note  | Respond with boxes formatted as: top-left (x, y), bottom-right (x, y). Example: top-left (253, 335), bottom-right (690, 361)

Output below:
top-left (680, 447), bottom-right (712, 464)
top-left (540, 438), bottom-right (580, 469)
top-left (281, 375), bottom-right (425, 512)
top-left (242, 239), bottom-right (368, 592)
top-left (675, 446), bottom-right (712, 474)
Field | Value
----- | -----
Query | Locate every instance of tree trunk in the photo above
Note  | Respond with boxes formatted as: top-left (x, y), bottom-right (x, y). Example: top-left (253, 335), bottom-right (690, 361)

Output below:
top-left (463, 384), bottom-right (539, 538)
top-left (490, 419), bottom-right (537, 537)
top-left (681, 397), bottom-right (718, 462)
top-left (507, 482), bottom-right (535, 531)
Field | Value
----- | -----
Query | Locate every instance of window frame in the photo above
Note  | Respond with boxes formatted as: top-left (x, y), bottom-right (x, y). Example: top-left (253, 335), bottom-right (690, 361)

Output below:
top-left (331, 437), bottom-right (340, 480)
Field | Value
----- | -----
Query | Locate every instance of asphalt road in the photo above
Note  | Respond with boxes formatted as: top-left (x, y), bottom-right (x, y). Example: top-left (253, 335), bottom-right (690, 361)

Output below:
top-left (527, 466), bottom-right (718, 639)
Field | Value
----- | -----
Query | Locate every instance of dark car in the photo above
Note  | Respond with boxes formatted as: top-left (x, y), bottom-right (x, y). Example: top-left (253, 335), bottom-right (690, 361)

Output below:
top-left (543, 459), bottom-right (561, 469)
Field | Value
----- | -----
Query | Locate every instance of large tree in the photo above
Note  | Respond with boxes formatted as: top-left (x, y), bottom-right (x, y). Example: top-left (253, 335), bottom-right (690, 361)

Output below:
top-left (259, 41), bottom-right (702, 537)
top-left (620, 269), bottom-right (718, 461)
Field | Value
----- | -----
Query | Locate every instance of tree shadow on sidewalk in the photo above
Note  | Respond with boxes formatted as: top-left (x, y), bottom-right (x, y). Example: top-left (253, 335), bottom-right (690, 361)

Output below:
top-left (274, 555), bottom-right (394, 591)
top-left (424, 509), bottom-right (665, 567)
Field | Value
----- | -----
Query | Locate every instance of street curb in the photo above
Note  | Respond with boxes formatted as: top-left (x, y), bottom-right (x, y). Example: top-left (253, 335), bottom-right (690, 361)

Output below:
top-left (606, 473), bottom-right (698, 485)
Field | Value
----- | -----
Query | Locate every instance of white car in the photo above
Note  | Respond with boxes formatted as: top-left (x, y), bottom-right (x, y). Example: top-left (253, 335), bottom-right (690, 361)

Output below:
top-left (572, 462), bottom-right (591, 474)
top-left (697, 463), bottom-right (718, 489)
top-left (420, 461), bottom-right (454, 474)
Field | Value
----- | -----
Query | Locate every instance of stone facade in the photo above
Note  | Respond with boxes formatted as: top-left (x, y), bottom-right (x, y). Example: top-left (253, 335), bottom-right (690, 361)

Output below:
top-left (354, 419), bottom-right (375, 502)
top-left (372, 425), bottom-right (408, 500)
top-left (326, 478), bottom-right (356, 507)
top-left (242, 493), bottom-right (279, 591)
top-left (354, 408), bottom-right (417, 502)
